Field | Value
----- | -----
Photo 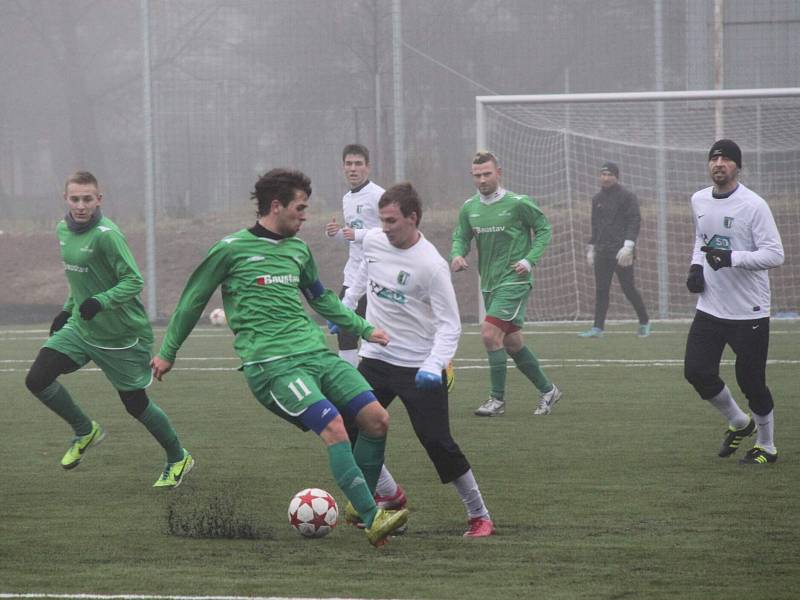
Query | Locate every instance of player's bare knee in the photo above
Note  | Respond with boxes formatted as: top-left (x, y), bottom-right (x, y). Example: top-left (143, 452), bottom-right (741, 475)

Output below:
top-left (319, 416), bottom-right (350, 445)
top-left (479, 326), bottom-right (503, 350)
top-left (365, 411), bottom-right (389, 438)
top-left (503, 335), bottom-right (523, 354)
top-left (356, 403), bottom-right (389, 437)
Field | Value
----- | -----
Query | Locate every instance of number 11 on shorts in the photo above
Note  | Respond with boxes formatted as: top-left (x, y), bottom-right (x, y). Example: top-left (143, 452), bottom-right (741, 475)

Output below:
top-left (288, 377), bottom-right (312, 401)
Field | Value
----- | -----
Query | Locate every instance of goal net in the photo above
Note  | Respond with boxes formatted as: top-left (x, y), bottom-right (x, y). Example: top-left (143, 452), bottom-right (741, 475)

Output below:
top-left (476, 88), bottom-right (800, 322)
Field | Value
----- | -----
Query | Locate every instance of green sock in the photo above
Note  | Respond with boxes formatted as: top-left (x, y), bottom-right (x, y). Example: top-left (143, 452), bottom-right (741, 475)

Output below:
top-left (36, 381), bottom-right (92, 436)
top-left (509, 346), bottom-right (552, 393)
top-left (137, 400), bottom-right (184, 463)
top-left (352, 431), bottom-right (385, 495)
top-left (488, 348), bottom-right (508, 399)
top-left (328, 441), bottom-right (378, 527)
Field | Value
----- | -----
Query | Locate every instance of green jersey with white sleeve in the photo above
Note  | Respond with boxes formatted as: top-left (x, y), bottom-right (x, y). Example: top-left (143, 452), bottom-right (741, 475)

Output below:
top-left (450, 189), bottom-right (553, 292)
top-left (158, 226), bottom-right (375, 365)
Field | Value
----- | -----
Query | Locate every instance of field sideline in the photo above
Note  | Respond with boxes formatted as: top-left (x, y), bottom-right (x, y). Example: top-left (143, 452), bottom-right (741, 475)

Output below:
top-left (1, 320), bottom-right (798, 600)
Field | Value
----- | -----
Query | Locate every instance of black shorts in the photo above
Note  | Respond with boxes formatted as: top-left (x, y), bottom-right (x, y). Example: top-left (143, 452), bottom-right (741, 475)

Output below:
top-left (357, 357), bottom-right (470, 483)
top-left (684, 310), bottom-right (773, 414)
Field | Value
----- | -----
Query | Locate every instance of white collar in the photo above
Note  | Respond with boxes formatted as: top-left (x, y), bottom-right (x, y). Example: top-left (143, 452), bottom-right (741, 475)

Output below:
top-left (479, 187), bottom-right (506, 204)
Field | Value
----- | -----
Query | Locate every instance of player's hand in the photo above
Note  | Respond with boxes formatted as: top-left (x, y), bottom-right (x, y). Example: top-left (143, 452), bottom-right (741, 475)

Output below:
top-left (367, 328), bottom-right (390, 346)
top-left (79, 298), bottom-right (102, 320)
top-left (450, 256), bottom-right (469, 272)
top-left (686, 264), bottom-right (705, 293)
top-left (415, 369), bottom-right (442, 390)
top-left (327, 320), bottom-right (340, 335)
top-left (586, 244), bottom-right (595, 267)
top-left (512, 260), bottom-right (531, 275)
top-left (325, 217), bottom-right (341, 237)
top-left (49, 310), bottom-right (71, 336)
top-left (616, 245), bottom-right (634, 268)
top-left (150, 356), bottom-right (174, 381)
top-left (342, 227), bottom-right (356, 241)
top-left (700, 246), bottom-right (732, 271)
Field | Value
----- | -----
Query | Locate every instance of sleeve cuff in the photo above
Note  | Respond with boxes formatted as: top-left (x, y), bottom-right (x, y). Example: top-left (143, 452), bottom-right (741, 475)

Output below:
top-left (421, 357), bottom-right (445, 374)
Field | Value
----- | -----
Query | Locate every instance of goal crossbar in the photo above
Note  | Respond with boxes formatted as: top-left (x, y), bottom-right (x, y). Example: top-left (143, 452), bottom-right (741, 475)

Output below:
top-left (474, 88), bottom-right (800, 323)
top-left (477, 87), bottom-right (800, 107)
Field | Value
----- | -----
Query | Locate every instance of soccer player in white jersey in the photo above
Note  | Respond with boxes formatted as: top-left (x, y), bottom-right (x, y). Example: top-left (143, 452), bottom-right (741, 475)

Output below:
top-left (325, 144), bottom-right (407, 511)
top-left (325, 144), bottom-right (384, 367)
top-left (343, 183), bottom-right (495, 537)
top-left (684, 139), bottom-right (784, 465)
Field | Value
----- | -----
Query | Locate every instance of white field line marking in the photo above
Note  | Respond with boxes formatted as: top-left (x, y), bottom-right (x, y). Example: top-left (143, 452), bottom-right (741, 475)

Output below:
top-left (1, 358), bottom-right (797, 374)
top-left (0, 334), bottom-right (232, 341)
top-left (0, 594), bottom-right (400, 600)
top-left (2, 327), bottom-right (797, 340)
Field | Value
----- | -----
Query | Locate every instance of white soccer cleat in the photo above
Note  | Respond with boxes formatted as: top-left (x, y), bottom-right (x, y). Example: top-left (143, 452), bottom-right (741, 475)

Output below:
top-left (534, 384), bottom-right (562, 416)
top-left (475, 397), bottom-right (505, 417)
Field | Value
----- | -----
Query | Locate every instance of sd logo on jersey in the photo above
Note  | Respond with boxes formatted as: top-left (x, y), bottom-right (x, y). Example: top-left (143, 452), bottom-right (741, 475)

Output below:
top-left (703, 234), bottom-right (731, 250)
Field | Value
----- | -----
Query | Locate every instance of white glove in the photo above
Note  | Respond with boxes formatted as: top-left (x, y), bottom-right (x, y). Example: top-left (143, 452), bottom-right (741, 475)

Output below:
top-left (616, 241), bottom-right (635, 267)
top-left (586, 245), bottom-right (595, 267)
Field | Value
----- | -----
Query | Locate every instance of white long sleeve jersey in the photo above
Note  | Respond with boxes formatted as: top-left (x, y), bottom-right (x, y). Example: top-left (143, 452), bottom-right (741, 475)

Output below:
top-left (329, 180), bottom-right (384, 288)
top-left (343, 229), bottom-right (461, 374)
top-left (690, 183), bottom-right (784, 320)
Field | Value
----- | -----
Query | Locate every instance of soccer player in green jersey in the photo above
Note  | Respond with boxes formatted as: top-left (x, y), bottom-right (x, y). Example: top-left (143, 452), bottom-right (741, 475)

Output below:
top-left (450, 151), bottom-right (562, 417)
top-left (150, 168), bottom-right (409, 546)
top-left (24, 171), bottom-right (193, 488)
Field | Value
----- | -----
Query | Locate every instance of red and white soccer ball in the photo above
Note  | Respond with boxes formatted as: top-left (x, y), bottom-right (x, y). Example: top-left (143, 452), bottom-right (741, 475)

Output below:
top-left (209, 308), bottom-right (226, 326)
top-left (288, 488), bottom-right (339, 538)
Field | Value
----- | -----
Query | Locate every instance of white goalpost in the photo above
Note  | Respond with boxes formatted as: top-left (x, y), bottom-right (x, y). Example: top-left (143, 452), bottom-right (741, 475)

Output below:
top-left (476, 88), bottom-right (800, 322)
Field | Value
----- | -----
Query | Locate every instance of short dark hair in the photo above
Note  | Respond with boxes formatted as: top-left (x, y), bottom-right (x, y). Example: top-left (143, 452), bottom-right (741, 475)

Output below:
top-left (65, 171), bottom-right (99, 192)
top-left (472, 150), bottom-right (499, 167)
top-left (379, 182), bottom-right (422, 226)
top-left (251, 168), bottom-right (312, 216)
top-left (342, 144), bottom-right (370, 164)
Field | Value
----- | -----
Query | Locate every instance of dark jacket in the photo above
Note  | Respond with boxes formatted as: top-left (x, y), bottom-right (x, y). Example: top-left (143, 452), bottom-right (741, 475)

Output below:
top-left (589, 183), bottom-right (641, 253)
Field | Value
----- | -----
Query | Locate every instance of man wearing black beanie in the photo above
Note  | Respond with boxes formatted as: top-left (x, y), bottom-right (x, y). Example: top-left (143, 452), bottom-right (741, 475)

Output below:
top-left (708, 139), bottom-right (742, 169)
top-left (684, 139), bottom-right (784, 465)
top-left (579, 161), bottom-right (650, 338)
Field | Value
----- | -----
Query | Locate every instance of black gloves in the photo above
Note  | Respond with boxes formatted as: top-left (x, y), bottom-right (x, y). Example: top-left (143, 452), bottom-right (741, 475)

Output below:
top-left (79, 298), bottom-right (102, 320)
top-left (51, 299), bottom-right (101, 333)
top-left (49, 310), bottom-right (71, 335)
top-left (700, 246), bottom-right (732, 271)
top-left (686, 264), bottom-right (705, 293)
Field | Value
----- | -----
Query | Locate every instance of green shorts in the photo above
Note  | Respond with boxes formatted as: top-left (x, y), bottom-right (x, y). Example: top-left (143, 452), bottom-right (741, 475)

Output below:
top-left (483, 283), bottom-right (532, 329)
top-left (44, 325), bottom-right (153, 391)
top-left (243, 350), bottom-right (372, 428)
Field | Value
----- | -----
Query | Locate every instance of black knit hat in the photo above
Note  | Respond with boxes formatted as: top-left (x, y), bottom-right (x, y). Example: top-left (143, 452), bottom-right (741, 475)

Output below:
top-left (708, 139), bottom-right (742, 168)
top-left (600, 161), bottom-right (619, 178)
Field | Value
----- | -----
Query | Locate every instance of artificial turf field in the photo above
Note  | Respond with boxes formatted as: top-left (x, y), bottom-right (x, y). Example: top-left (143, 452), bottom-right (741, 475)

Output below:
top-left (1, 320), bottom-right (798, 600)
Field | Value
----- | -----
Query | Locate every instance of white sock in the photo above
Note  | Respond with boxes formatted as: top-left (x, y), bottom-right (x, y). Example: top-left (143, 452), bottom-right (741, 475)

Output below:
top-left (753, 410), bottom-right (776, 454)
top-left (452, 469), bottom-right (490, 520)
top-left (375, 465), bottom-right (398, 498)
top-left (339, 349), bottom-right (359, 367)
top-left (707, 386), bottom-right (749, 429)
